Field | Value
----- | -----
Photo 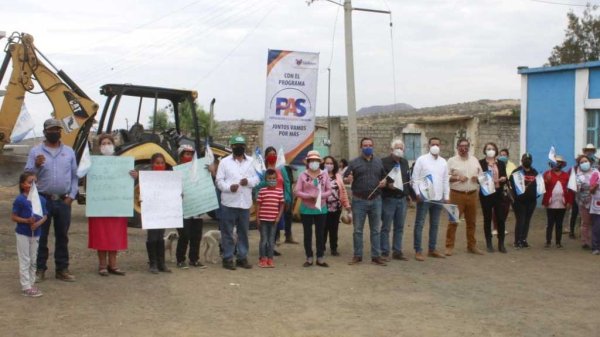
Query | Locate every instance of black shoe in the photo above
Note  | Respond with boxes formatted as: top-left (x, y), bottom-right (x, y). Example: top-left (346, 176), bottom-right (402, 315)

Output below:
top-left (556, 243), bottom-right (563, 249)
top-left (222, 259), bottom-right (236, 270)
top-left (522, 241), bottom-right (530, 248)
top-left (498, 245), bottom-right (507, 253)
top-left (189, 261), bottom-right (208, 269)
top-left (392, 252), bottom-right (408, 261)
top-left (569, 233), bottom-right (576, 239)
top-left (177, 261), bottom-right (189, 269)
top-left (582, 244), bottom-right (591, 250)
top-left (273, 250), bottom-right (282, 256)
top-left (236, 258), bottom-right (253, 269)
top-left (331, 250), bottom-right (340, 256)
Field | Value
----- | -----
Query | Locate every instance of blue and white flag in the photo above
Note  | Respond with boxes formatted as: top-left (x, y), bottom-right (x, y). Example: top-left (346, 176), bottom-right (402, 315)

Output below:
top-left (10, 103), bottom-right (35, 143)
top-left (478, 170), bottom-right (496, 196)
top-left (512, 170), bottom-right (526, 196)
top-left (548, 146), bottom-right (557, 163)
top-left (387, 164), bottom-right (404, 191)
top-left (252, 147), bottom-right (266, 178)
top-left (443, 203), bottom-right (460, 223)
top-left (567, 167), bottom-right (577, 192)
top-left (205, 139), bottom-right (214, 166)
top-left (536, 174), bottom-right (546, 196)
top-left (417, 174), bottom-right (435, 200)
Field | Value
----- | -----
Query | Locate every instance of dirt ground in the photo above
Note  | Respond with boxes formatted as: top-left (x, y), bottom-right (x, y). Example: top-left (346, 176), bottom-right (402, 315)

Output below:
top-left (0, 185), bottom-right (599, 337)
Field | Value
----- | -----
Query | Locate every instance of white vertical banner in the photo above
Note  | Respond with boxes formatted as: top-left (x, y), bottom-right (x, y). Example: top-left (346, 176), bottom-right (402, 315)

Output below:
top-left (263, 50), bottom-right (319, 165)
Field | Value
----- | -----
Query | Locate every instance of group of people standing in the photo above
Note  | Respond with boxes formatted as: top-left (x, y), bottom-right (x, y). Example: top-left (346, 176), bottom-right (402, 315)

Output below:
top-left (11, 118), bottom-right (600, 297)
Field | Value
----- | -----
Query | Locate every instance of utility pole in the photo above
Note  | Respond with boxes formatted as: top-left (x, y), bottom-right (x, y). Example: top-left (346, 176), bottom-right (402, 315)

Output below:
top-left (308, 0), bottom-right (390, 159)
top-left (327, 67), bottom-right (331, 144)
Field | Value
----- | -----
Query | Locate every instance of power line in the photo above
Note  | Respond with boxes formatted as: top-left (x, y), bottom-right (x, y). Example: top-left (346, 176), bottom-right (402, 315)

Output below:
top-left (529, 0), bottom-right (591, 7)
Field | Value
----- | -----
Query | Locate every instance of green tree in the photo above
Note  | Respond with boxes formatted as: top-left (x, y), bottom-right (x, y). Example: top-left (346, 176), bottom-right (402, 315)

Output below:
top-left (548, 4), bottom-right (600, 66)
top-left (178, 100), bottom-right (214, 138)
top-left (147, 108), bottom-right (174, 132)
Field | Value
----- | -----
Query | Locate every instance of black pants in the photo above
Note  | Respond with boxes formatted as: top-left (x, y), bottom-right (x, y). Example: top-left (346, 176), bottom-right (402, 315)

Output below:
top-left (284, 208), bottom-right (293, 239)
top-left (37, 199), bottom-right (71, 272)
top-left (147, 229), bottom-right (165, 242)
top-left (324, 210), bottom-right (342, 252)
top-left (546, 208), bottom-right (566, 244)
top-left (480, 191), bottom-right (506, 242)
top-left (301, 214), bottom-right (326, 258)
top-left (569, 199), bottom-right (579, 234)
top-left (513, 198), bottom-right (537, 245)
top-left (177, 218), bottom-right (203, 263)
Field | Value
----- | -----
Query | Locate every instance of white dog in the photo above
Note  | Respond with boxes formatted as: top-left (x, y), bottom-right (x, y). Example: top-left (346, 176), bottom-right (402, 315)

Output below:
top-left (164, 231), bottom-right (179, 262)
top-left (199, 230), bottom-right (222, 264)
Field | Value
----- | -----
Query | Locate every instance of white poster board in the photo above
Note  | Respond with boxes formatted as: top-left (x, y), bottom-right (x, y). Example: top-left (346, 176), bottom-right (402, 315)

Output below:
top-left (139, 171), bottom-right (183, 229)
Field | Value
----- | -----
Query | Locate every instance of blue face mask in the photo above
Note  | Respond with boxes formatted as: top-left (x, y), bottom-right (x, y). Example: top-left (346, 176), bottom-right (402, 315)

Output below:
top-left (498, 156), bottom-right (508, 163)
top-left (362, 147), bottom-right (373, 156)
top-left (580, 162), bottom-right (591, 172)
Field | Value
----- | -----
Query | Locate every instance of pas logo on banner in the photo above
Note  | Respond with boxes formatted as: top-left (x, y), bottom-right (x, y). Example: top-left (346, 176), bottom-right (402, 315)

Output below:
top-left (263, 49), bottom-right (319, 165)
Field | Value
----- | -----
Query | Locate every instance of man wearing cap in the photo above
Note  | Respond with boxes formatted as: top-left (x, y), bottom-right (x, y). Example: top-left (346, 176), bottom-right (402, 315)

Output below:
top-left (216, 135), bottom-right (259, 270)
top-left (343, 137), bottom-right (388, 266)
top-left (509, 153), bottom-right (539, 248)
top-left (445, 137), bottom-right (485, 256)
top-left (25, 118), bottom-right (78, 282)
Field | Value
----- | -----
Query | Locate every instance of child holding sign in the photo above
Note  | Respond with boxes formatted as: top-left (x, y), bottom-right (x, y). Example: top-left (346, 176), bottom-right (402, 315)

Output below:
top-left (11, 172), bottom-right (47, 297)
top-left (256, 169), bottom-right (285, 268)
top-left (145, 153), bottom-right (172, 274)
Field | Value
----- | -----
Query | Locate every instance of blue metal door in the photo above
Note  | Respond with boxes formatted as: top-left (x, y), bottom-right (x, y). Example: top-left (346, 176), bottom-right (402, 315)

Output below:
top-left (403, 133), bottom-right (421, 162)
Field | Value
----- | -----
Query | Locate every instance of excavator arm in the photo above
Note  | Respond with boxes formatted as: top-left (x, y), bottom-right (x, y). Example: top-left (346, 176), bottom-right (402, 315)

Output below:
top-left (0, 32), bottom-right (99, 159)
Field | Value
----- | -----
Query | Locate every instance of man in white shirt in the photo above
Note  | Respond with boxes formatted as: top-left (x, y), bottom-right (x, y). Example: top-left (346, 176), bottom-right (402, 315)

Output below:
top-left (445, 138), bottom-right (484, 256)
top-left (411, 137), bottom-right (450, 261)
top-left (216, 135), bottom-right (259, 270)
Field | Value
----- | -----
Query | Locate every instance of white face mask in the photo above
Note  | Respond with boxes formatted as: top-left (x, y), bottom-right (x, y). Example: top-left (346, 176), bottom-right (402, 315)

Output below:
top-left (486, 149), bottom-right (496, 158)
top-left (393, 149), bottom-right (404, 158)
top-left (308, 161), bottom-right (320, 171)
top-left (429, 145), bottom-right (440, 156)
top-left (100, 144), bottom-right (115, 156)
top-left (324, 164), bottom-right (334, 172)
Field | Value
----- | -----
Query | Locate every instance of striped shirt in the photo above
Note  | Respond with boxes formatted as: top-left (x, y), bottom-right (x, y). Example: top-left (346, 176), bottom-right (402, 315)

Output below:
top-left (257, 187), bottom-right (284, 222)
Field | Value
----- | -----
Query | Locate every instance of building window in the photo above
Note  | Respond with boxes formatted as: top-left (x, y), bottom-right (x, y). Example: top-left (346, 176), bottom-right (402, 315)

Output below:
top-left (587, 110), bottom-right (600, 147)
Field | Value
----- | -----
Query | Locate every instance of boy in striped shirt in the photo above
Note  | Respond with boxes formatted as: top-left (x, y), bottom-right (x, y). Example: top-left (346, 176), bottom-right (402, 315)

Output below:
top-left (256, 169), bottom-right (285, 268)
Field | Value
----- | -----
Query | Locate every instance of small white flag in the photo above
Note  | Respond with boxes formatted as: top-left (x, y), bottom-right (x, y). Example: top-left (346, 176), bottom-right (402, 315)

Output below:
top-left (276, 146), bottom-right (286, 168)
top-left (28, 182), bottom-right (43, 217)
top-left (512, 171), bottom-right (526, 196)
top-left (314, 183), bottom-right (322, 209)
top-left (76, 143), bottom-right (92, 178)
top-left (205, 143), bottom-right (214, 166)
top-left (443, 203), bottom-right (460, 223)
top-left (536, 174), bottom-right (546, 196)
top-left (10, 103), bottom-right (35, 143)
top-left (548, 146), bottom-right (557, 163)
top-left (567, 167), bottom-right (577, 192)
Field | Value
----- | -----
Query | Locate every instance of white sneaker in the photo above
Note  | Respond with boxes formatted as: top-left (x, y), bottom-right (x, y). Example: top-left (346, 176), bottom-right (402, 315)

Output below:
top-left (22, 287), bottom-right (43, 297)
top-left (592, 250), bottom-right (600, 255)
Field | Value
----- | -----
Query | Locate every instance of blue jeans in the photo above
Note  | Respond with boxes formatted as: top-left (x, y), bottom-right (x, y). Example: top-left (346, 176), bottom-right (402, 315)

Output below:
top-left (220, 205), bottom-right (250, 261)
top-left (37, 199), bottom-right (71, 272)
top-left (413, 201), bottom-right (443, 253)
top-left (381, 197), bottom-right (408, 255)
top-left (352, 196), bottom-right (382, 258)
top-left (259, 221), bottom-right (276, 258)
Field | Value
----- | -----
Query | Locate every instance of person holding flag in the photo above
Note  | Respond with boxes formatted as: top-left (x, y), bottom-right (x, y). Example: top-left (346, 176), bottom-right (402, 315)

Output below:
top-left (445, 138), bottom-right (484, 256)
top-left (344, 138), bottom-right (388, 266)
top-left (479, 142), bottom-right (508, 253)
top-left (411, 137), bottom-right (450, 261)
top-left (11, 172), bottom-right (47, 297)
top-left (542, 155), bottom-right (573, 249)
top-left (509, 153), bottom-right (539, 249)
top-left (380, 137), bottom-right (415, 261)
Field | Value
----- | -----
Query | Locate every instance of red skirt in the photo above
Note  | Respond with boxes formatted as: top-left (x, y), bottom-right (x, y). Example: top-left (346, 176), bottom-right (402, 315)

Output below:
top-left (88, 217), bottom-right (128, 251)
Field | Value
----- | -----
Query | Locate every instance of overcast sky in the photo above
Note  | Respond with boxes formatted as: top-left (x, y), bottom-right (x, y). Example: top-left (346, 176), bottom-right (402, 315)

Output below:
top-left (1, 0), bottom-right (594, 131)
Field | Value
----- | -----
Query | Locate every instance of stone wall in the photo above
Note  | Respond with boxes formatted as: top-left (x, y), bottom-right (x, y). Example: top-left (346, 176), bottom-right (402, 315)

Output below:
top-left (214, 113), bottom-right (520, 164)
